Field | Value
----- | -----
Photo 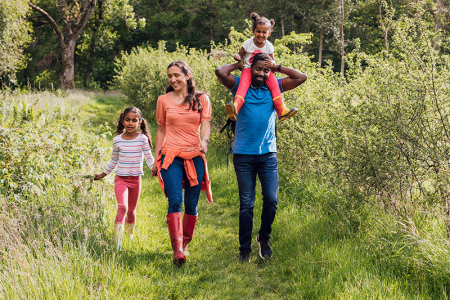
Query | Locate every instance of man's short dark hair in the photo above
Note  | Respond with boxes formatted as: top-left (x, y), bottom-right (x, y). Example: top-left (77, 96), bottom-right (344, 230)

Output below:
top-left (251, 53), bottom-right (270, 68)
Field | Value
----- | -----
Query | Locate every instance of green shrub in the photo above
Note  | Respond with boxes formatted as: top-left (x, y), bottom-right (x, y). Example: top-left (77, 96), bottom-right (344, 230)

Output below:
top-left (114, 41), bottom-right (234, 126)
top-left (0, 91), bottom-right (113, 248)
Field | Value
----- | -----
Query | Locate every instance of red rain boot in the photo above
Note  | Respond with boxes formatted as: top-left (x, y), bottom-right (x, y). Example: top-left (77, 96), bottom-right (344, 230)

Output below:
top-left (182, 214), bottom-right (198, 256)
top-left (166, 212), bottom-right (186, 266)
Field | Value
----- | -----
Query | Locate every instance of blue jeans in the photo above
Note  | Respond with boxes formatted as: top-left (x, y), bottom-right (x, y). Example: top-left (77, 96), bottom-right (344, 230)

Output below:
top-left (160, 155), bottom-right (205, 215)
top-left (233, 152), bottom-right (279, 254)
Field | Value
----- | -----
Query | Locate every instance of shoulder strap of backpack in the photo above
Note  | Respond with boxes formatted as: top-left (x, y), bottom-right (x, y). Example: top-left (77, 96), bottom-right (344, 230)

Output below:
top-left (220, 118), bottom-right (235, 184)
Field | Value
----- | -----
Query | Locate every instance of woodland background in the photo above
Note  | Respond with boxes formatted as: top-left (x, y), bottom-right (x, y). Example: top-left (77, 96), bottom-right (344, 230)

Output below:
top-left (3, 0), bottom-right (450, 298)
top-left (3, 0), bottom-right (449, 89)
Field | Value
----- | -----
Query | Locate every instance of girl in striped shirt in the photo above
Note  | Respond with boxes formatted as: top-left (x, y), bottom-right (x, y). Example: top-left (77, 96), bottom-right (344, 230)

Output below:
top-left (94, 107), bottom-right (154, 250)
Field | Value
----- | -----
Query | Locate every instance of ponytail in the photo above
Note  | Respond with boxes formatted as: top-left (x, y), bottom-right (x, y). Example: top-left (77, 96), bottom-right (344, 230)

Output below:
top-left (113, 111), bottom-right (126, 137)
top-left (140, 119), bottom-right (153, 149)
top-left (250, 12), bottom-right (275, 31)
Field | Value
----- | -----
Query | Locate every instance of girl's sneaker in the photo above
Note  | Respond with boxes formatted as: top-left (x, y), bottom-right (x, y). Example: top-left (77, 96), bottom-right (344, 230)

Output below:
top-left (225, 102), bottom-right (238, 121)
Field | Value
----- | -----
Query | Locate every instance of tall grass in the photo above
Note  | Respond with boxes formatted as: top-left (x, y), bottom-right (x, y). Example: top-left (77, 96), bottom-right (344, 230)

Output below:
top-left (0, 89), bottom-right (116, 299)
top-left (2, 90), bottom-right (450, 299)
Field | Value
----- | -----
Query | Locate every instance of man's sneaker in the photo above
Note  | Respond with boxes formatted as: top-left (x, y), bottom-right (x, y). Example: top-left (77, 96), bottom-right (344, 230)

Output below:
top-left (239, 252), bottom-right (251, 263)
top-left (256, 235), bottom-right (273, 260)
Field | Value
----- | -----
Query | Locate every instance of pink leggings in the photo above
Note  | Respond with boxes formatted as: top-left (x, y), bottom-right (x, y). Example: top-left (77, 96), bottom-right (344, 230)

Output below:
top-left (114, 175), bottom-right (142, 224)
top-left (235, 68), bottom-right (282, 101)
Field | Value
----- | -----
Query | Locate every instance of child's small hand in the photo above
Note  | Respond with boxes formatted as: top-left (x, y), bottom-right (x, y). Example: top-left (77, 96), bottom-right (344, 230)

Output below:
top-left (264, 59), bottom-right (277, 69)
top-left (234, 54), bottom-right (242, 61)
top-left (151, 165), bottom-right (158, 177)
top-left (237, 61), bottom-right (244, 71)
top-left (94, 173), bottom-right (106, 181)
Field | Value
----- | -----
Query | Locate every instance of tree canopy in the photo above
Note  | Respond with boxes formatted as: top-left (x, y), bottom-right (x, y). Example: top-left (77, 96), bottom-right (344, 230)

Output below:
top-left (3, 0), bottom-right (450, 89)
top-left (0, 0), bottom-right (31, 86)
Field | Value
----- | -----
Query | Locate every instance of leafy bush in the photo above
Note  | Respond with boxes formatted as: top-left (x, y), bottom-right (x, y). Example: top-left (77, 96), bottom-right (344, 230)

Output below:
top-left (0, 90), bottom-right (113, 251)
top-left (114, 41), bottom-right (233, 125)
top-left (301, 15), bottom-right (450, 218)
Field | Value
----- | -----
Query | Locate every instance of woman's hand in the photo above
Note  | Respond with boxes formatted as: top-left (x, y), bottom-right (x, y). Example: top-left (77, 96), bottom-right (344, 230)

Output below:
top-left (94, 173), bottom-right (106, 181)
top-left (151, 164), bottom-right (158, 176)
top-left (234, 53), bottom-right (242, 61)
top-left (199, 139), bottom-right (208, 153)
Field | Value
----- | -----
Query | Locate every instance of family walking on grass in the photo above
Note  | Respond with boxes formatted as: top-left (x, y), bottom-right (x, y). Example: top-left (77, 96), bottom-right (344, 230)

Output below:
top-left (94, 12), bottom-right (307, 266)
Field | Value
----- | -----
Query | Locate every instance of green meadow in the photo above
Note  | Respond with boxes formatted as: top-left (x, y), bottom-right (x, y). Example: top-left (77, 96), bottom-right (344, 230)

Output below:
top-left (1, 90), bottom-right (449, 299)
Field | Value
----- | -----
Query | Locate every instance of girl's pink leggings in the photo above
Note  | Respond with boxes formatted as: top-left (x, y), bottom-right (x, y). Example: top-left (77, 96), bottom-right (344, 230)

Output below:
top-left (114, 175), bottom-right (142, 224)
top-left (235, 68), bottom-right (282, 101)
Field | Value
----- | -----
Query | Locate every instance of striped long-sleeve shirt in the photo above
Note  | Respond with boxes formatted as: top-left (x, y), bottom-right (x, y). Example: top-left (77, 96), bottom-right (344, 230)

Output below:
top-left (103, 133), bottom-right (154, 176)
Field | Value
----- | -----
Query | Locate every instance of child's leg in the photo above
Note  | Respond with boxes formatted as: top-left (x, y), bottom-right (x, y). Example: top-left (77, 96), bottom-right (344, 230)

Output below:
top-left (235, 68), bottom-right (252, 106)
top-left (124, 176), bottom-right (142, 225)
top-left (225, 68), bottom-right (251, 121)
top-left (266, 72), bottom-right (298, 121)
top-left (114, 175), bottom-right (129, 249)
top-left (114, 175), bottom-right (129, 224)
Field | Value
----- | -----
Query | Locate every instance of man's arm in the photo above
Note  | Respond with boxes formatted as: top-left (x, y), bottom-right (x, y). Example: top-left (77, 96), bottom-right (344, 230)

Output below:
top-left (277, 65), bottom-right (308, 91)
top-left (215, 62), bottom-right (239, 90)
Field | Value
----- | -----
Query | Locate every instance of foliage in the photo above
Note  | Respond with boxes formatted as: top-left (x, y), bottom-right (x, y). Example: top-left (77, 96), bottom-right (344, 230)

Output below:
top-left (3, 85), bottom-right (450, 299)
top-left (16, 0), bottom-right (450, 89)
top-left (276, 9), bottom-right (450, 235)
top-left (273, 31), bottom-right (313, 55)
top-left (75, 0), bottom-right (145, 89)
top-left (114, 41), bottom-right (231, 126)
top-left (34, 69), bottom-right (59, 90)
top-left (0, 90), bottom-right (113, 256)
top-left (0, 0), bottom-right (31, 85)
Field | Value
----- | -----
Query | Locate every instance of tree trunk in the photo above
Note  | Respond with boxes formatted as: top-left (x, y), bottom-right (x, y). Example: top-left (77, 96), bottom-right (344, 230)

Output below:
top-left (29, 0), bottom-right (97, 90)
top-left (433, 15), bottom-right (441, 52)
top-left (318, 27), bottom-right (323, 69)
top-left (281, 17), bottom-right (285, 37)
top-left (339, 0), bottom-right (345, 76)
top-left (60, 40), bottom-right (76, 89)
top-left (432, 0), bottom-right (445, 53)
top-left (378, 0), bottom-right (389, 53)
top-left (86, 0), bottom-right (103, 87)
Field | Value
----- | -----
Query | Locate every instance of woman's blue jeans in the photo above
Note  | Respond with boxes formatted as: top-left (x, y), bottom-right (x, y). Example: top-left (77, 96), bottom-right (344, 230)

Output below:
top-left (160, 155), bottom-right (205, 215)
top-left (233, 152), bottom-right (279, 254)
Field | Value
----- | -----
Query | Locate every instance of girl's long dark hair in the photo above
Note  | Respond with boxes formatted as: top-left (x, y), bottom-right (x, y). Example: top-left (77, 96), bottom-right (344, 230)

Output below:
top-left (114, 107), bottom-right (153, 149)
top-left (250, 12), bottom-right (275, 31)
top-left (166, 60), bottom-right (204, 112)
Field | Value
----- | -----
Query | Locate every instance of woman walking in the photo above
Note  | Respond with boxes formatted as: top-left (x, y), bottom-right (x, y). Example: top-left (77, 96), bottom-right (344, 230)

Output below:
top-left (152, 60), bottom-right (212, 266)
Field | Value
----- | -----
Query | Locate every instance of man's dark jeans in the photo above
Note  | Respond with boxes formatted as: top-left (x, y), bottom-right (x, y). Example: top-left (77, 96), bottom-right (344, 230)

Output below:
top-left (233, 152), bottom-right (278, 254)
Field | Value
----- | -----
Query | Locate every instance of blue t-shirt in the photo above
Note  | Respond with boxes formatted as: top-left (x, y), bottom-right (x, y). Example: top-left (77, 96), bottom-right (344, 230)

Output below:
top-left (230, 75), bottom-right (284, 155)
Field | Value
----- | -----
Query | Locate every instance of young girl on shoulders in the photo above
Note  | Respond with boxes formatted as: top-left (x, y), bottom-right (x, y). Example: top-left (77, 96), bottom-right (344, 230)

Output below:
top-left (225, 12), bottom-right (297, 122)
top-left (94, 107), bottom-right (154, 250)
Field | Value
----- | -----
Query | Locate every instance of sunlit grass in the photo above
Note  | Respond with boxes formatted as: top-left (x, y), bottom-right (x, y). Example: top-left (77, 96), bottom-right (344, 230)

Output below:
top-left (2, 90), bottom-right (450, 299)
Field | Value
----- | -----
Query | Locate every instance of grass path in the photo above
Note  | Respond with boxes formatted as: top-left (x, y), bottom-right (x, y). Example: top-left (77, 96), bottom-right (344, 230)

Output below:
top-left (77, 93), bottom-right (437, 299)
